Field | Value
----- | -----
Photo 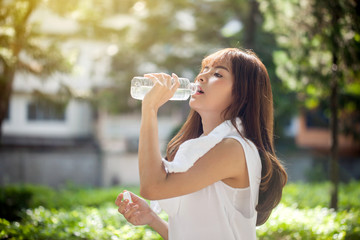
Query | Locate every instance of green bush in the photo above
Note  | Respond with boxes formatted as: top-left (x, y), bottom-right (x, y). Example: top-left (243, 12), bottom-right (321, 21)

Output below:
top-left (1, 181), bottom-right (360, 239)
top-left (0, 186), bottom-right (33, 221)
top-left (281, 181), bottom-right (360, 210)
top-left (0, 184), bottom-right (139, 216)
top-left (1, 204), bottom-right (358, 240)
top-left (257, 204), bottom-right (360, 240)
top-left (0, 206), bottom-right (166, 240)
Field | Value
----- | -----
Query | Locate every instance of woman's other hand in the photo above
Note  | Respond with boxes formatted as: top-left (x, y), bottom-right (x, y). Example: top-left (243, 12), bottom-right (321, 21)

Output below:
top-left (142, 73), bottom-right (180, 111)
top-left (115, 191), bottom-right (156, 226)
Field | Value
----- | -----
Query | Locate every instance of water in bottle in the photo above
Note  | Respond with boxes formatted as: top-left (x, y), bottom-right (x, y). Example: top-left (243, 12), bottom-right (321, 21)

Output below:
top-left (130, 77), bottom-right (198, 101)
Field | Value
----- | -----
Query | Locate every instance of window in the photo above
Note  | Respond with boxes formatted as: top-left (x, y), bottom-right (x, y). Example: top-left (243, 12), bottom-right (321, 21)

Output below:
top-left (27, 100), bottom-right (66, 121)
top-left (305, 108), bottom-right (329, 129)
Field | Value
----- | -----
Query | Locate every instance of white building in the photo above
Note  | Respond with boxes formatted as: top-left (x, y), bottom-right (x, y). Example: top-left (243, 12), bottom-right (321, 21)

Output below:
top-left (1, 6), bottom-right (116, 187)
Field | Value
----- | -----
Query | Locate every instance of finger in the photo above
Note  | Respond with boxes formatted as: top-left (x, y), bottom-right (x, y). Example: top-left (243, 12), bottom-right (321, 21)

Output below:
top-left (118, 205), bottom-right (130, 215)
top-left (144, 73), bottom-right (160, 85)
top-left (162, 73), bottom-right (172, 87)
top-left (124, 204), bottom-right (139, 219)
top-left (128, 192), bottom-right (146, 205)
top-left (122, 191), bottom-right (133, 203)
top-left (118, 205), bottom-right (125, 215)
top-left (171, 73), bottom-right (180, 89)
top-left (146, 73), bottom-right (171, 86)
top-left (118, 199), bottom-right (130, 214)
top-left (144, 73), bottom-right (159, 77)
top-left (115, 193), bottom-right (123, 206)
top-left (128, 192), bottom-right (139, 203)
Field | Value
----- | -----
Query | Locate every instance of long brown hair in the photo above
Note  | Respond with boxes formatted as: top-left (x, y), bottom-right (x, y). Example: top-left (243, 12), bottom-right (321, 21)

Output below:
top-left (166, 48), bottom-right (287, 226)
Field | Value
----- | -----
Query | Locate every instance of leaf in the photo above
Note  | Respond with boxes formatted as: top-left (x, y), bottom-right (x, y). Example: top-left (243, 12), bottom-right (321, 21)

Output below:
top-left (345, 81), bottom-right (360, 95)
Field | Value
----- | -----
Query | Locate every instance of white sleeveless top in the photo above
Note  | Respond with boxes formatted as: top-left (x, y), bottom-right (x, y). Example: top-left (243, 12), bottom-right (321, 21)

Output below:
top-left (157, 134), bottom-right (262, 240)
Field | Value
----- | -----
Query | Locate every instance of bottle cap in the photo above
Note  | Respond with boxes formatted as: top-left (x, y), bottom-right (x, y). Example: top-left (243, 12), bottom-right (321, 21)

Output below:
top-left (123, 191), bottom-right (133, 203)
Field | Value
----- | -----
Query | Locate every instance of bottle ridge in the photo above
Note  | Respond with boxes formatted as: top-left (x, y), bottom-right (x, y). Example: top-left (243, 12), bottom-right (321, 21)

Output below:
top-left (130, 76), bottom-right (197, 101)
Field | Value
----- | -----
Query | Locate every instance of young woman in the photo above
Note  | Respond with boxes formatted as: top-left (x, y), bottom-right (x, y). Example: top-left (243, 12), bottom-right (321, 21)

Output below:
top-left (115, 48), bottom-right (287, 240)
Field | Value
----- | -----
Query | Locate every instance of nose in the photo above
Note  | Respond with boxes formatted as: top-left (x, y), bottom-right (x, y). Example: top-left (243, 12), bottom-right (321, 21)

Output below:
top-left (196, 72), bottom-right (207, 83)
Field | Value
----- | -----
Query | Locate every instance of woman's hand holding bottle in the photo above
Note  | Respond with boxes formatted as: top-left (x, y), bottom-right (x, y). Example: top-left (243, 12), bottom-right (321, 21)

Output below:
top-left (141, 73), bottom-right (180, 111)
top-left (115, 191), bottom-right (156, 226)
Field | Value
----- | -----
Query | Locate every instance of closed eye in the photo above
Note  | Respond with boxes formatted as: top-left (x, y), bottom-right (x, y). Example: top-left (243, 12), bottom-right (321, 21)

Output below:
top-left (201, 67), bottom-right (209, 74)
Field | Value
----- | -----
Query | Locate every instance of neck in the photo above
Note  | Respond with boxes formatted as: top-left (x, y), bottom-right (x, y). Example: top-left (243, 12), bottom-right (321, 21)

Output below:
top-left (199, 112), bottom-right (226, 135)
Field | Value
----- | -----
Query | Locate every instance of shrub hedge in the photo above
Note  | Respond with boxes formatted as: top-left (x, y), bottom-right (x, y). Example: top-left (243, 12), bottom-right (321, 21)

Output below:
top-left (281, 181), bottom-right (360, 210)
top-left (0, 184), bottom-right (139, 220)
top-left (257, 205), bottom-right (360, 240)
top-left (0, 206), bottom-right (166, 240)
top-left (1, 181), bottom-right (359, 239)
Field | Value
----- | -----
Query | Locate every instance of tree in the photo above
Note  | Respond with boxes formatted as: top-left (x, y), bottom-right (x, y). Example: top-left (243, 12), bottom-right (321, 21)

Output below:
top-left (258, 0), bottom-right (360, 209)
top-left (0, 0), bottom-right (295, 139)
top-left (105, 0), bottom-right (295, 138)
top-left (0, 0), bottom-right (71, 141)
top-left (0, 0), bottom-right (124, 142)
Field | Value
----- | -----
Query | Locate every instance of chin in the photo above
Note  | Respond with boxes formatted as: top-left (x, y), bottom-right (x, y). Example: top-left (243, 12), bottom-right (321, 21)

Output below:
top-left (189, 97), bottom-right (198, 109)
top-left (189, 103), bottom-right (202, 115)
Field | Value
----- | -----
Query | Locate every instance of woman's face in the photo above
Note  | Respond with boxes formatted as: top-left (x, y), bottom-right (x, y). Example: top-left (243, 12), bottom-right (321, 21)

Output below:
top-left (189, 57), bottom-right (234, 118)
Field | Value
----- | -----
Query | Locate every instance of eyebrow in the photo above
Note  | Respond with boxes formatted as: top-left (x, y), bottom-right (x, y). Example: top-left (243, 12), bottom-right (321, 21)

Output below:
top-left (203, 65), bottom-right (230, 72)
top-left (215, 66), bottom-right (230, 72)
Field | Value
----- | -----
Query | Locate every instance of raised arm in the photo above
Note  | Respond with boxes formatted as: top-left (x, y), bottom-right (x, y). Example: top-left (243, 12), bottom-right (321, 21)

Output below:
top-left (138, 73), bottom-right (249, 200)
top-left (138, 73), bottom-right (180, 197)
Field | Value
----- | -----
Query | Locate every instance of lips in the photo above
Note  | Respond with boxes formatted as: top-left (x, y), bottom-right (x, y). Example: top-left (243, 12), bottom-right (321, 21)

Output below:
top-left (197, 86), bottom-right (204, 94)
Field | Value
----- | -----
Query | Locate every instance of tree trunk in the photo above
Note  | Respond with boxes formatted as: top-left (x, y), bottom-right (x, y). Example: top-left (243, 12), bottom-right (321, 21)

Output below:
top-left (329, 0), bottom-right (341, 210)
top-left (0, 119), bottom-right (3, 145)
top-left (329, 61), bottom-right (339, 210)
top-left (0, 67), bottom-right (15, 145)
top-left (0, 1), bottom-right (36, 145)
top-left (244, 0), bottom-right (260, 49)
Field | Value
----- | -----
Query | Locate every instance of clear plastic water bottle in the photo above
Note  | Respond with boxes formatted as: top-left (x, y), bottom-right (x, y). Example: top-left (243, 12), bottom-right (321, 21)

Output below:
top-left (130, 76), bottom-right (198, 101)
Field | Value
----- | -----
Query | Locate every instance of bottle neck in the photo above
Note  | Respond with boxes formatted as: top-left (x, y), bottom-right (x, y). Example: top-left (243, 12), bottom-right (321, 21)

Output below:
top-left (189, 83), bottom-right (198, 94)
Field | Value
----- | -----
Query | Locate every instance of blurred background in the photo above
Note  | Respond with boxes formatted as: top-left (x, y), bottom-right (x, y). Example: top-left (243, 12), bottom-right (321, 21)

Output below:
top-left (0, 0), bottom-right (359, 239)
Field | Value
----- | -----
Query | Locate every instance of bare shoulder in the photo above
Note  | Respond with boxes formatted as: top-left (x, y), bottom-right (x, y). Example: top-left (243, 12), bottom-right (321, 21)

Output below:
top-left (204, 137), bottom-right (246, 171)
top-left (218, 137), bottom-right (245, 161)
top-left (218, 137), bottom-right (249, 188)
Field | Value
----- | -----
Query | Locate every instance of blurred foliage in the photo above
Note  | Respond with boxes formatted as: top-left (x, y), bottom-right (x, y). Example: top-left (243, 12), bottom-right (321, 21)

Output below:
top-left (257, 204), bottom-right (360, 240)
top-left (99, 0), bottom-right (296, 136)
top-left (0, 0), bottom-right (75, 137)
top-left (0, 184), bottom-right (139, 221)
top-left (0, 182), bottom-right (360, 239)
top-left (258, 0), bottom-right (360, 139)
top-left (0, 0), bottom-right (72, 75)
top-left (258, 0), bottom-right (360, 91)
top-left (281, 181), bottom-right (360, 210)
top-left (0, 0), bottom-right (300, 137)
top-left (0, 206), bottom-right (165, 240)
top-left (1, 0), bottom-right (358, 137)
top-left (1, 204), bottom-right (358, 240)
top-left (0, 186), bottom-right (32, 222)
